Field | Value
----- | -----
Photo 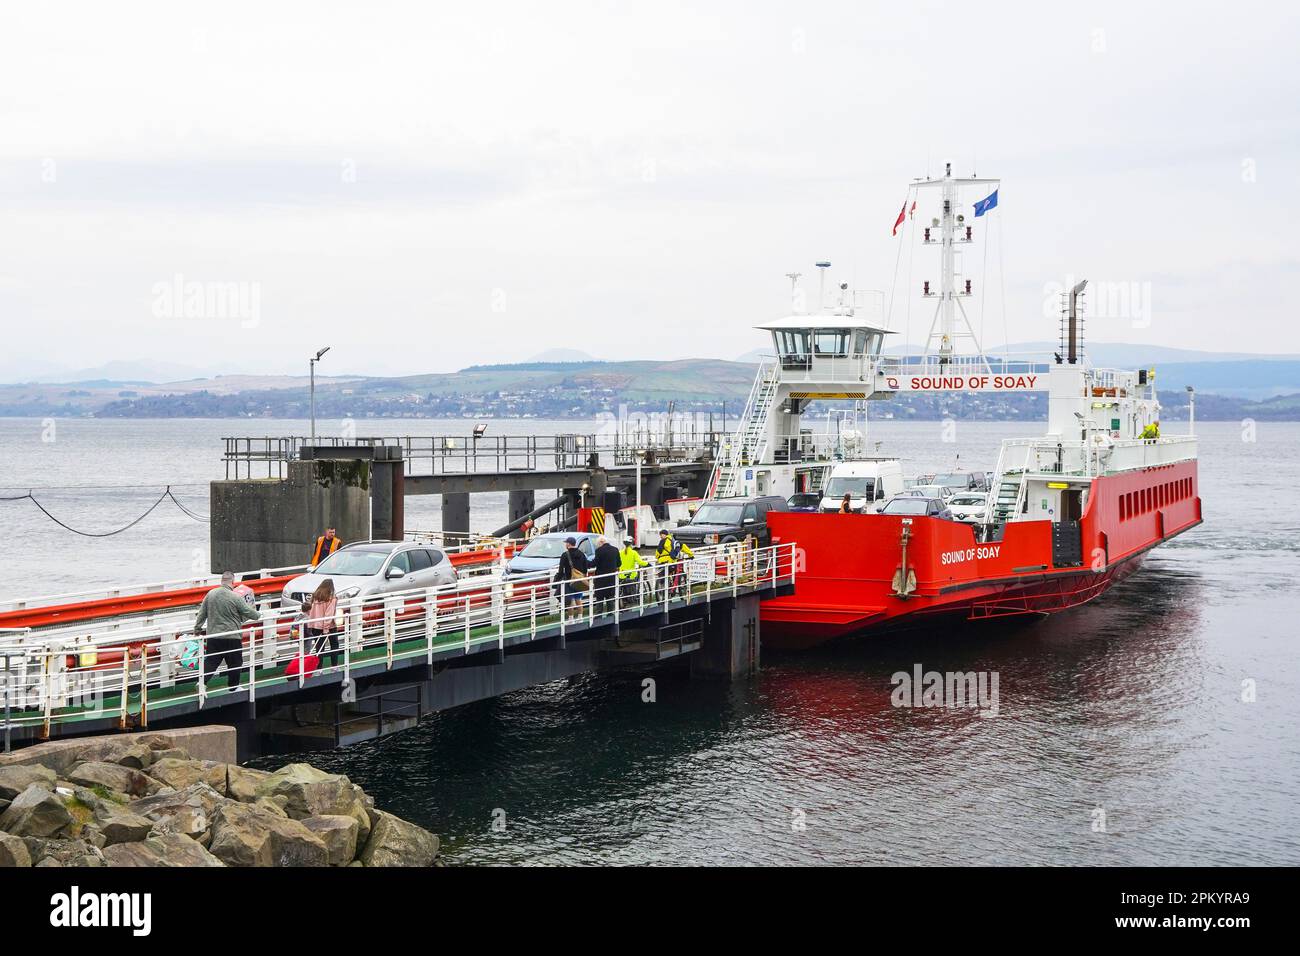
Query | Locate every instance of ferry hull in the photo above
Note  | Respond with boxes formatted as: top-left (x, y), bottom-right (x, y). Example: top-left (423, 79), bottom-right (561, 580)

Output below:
top-left (762, 461), bottom-right (1200, 650)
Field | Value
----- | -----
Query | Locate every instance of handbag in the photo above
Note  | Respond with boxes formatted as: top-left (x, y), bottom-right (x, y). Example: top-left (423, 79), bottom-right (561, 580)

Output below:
top-left (569, 567), bottom-right (589, 591)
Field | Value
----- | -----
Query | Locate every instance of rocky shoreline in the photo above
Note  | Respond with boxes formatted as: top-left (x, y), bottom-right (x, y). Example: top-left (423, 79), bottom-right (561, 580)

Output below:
top-left (0, 733), bottom-right (440, 867)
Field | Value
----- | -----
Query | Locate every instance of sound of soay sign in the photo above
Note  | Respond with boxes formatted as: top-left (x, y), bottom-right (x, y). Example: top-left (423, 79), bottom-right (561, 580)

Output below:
top-left (880, 373), bottom-right (1043, 393)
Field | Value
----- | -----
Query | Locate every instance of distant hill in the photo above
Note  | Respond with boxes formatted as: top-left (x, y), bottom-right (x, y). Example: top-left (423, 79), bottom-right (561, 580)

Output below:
top-left (4, 350), bottom-right (1300, 419)
top-left (527, 348), bottom-right (597, 363)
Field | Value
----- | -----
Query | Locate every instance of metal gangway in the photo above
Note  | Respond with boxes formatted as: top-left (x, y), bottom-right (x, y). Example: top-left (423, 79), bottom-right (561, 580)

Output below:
top-left (0, 542), bottom-right (798, 744)
top-left (223, 426), bottom-right (723, 480)
top-left (223, 434), bottom-right (602, 480)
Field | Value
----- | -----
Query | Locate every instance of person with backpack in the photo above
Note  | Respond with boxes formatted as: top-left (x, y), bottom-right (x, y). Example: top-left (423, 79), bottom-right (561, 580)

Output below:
top-left (555, 537), bottom-right (590, 622)
top-left (655, 529), bottom-right (693, 564)
top-left (655, 530), bottom-right (693, 598)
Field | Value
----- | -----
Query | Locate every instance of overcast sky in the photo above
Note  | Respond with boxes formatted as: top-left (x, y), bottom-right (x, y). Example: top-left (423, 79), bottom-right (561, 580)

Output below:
top-left (1, 1), bottom-right (1297, 380)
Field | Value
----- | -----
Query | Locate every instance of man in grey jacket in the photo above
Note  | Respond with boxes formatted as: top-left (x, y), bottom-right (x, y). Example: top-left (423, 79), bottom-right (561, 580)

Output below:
top-left (194, 571), bottom-right (260, 690)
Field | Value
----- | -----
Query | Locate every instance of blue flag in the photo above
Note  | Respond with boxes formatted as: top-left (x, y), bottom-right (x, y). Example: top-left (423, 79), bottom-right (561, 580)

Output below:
top-left (973, 189), bottom-right (999, 217)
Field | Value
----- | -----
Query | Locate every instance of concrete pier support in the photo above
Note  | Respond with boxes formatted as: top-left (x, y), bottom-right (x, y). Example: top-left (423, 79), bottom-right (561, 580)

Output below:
top-left (441, 492), bottom-right (471, 535)
top-left (507, 489), bottom-right (535, 538)
top-left (210, 459), bottom-right (369, 571)
top-left (371, 449), bottom-right (405, 542)
top-left (691, 593), bottom-right (761, 680)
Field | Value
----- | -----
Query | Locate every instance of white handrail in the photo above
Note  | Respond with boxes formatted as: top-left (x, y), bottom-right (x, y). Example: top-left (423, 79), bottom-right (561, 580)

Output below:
top-left (2, 543), bottom-right (799, 728)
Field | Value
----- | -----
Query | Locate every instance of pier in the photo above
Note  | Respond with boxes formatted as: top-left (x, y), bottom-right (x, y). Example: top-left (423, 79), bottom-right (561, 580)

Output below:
top-left (1, 542), bottom-right (797, 759)
top-left (215, 431), bottom-right (720, 571)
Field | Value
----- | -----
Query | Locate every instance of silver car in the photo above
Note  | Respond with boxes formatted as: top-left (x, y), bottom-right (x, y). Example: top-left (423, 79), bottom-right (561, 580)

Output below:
top-left (281, 541), bottom-right (457, 607)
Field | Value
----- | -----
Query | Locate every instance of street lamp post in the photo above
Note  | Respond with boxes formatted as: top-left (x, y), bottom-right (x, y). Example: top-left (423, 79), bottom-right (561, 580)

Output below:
top-left (310, 346), bottom-right (331, 447)
top-left (634, 449), bottom-right (646, 546)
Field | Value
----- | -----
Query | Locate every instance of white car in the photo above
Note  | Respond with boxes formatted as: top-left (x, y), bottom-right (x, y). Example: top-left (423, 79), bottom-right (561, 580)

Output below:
top-left (281, 541), bottom-right (458, 608)
top-left (948, 492), bottom-right (990, 523)
top-left (912, 483), bottom-right (959, 503)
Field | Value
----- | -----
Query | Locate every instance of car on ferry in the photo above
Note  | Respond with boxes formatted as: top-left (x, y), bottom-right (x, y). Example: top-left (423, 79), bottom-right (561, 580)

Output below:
top-left (501, 531), bottom-right (600, 580)
top-left (880, 495), bottom-right (954, 520)
top-left (931, 471), bottom-right (991, 493)
top-left (281, 541), bottom-right (457, 607)
top-left (912, 483), bottom-right (959, 503)
top-left (819, 460), bottom-right (905, 513)
top-left (786, 492), bottom-right (822, 512)
top-left (947, 492), bottom-right (990, 523)
top-left (673, 496), bottom-right (788, 547)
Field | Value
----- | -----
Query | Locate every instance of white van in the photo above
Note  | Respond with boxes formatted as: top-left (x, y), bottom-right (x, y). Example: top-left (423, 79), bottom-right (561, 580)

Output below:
top-left (819, 459), bottom-right (905, 513)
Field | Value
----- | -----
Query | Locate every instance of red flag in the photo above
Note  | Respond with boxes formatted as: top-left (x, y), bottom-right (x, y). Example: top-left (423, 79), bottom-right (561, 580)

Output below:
top-left (892, 201), bottom-right (907, 236)
top-left (908, 200), bottom-right (916, 219)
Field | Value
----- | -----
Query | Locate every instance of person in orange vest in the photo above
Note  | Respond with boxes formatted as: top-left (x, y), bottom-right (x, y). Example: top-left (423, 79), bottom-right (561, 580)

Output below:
top-left (310, 527), bottom-right (342, 567)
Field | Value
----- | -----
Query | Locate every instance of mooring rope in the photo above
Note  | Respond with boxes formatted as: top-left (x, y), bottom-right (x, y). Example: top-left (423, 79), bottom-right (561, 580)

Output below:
top-left (0, 485), bottom-right (209, 536)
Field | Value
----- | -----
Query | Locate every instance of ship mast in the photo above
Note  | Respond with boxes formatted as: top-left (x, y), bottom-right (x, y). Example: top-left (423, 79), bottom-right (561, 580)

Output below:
top-left (912, 162), bottom-right (999, 371)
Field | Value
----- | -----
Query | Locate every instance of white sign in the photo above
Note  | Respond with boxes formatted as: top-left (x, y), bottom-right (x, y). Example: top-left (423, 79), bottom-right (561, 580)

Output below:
top-left (879, 373), bottom-right (1043, 393)
top-left (687, 557), bottom-right (715, 583)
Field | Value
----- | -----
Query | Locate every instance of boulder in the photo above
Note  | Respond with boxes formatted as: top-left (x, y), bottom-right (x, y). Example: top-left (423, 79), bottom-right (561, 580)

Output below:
top-left (0, 833), bottom-right (32, 867)
top-left (208, 801), bottom-right (329, 867)
top-left (66, 761), bottom-right (158, 799)
top-left (128, 783), bottom-right (224, 841)
top-left (225, 764), bottom-right (272, 802)
top-left (0, 784), bottom-right (76, 838)
top-left (145, 758), bottom-right (227, 795)
top-left (102, 831), bottom-right (224, 867)
top-left (0, 764), bottom-right (57, 801)
top-left (22, 836), bottom-right (105, 867)
top-left (254, 797), bottom-right (288, 819)
top-left (95, 742), bottom-right (156, 770)
top-left (151, 748), bottom-right (191, 762)
top-left (357, 811), bottom-right (439, 867)
top-left (302, 815), bottom-right (359, 866)
top-left (254, 763), bottom-right (371, 844)
top-left (83, 793), bottom-right (153, 846)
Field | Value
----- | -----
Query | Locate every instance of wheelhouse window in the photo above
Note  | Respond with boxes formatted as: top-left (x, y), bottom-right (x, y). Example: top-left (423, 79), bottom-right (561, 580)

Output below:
top-left (774, 330), bottom-right (812, 369)
top-left (813, 329), bottom-right (850, 357)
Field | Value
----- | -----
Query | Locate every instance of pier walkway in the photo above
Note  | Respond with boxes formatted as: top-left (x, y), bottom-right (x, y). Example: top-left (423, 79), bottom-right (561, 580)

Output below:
top-left (1, 542), bottom-right (797, 753)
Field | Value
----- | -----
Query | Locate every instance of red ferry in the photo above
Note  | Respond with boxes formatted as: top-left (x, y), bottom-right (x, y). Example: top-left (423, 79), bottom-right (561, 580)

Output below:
top-left (705, 167), bottom-right (1201, 648)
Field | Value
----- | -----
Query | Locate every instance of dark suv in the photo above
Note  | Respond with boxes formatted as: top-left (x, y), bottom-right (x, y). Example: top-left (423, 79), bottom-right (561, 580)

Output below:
top-left (673, 496), bottom-right (789, 548)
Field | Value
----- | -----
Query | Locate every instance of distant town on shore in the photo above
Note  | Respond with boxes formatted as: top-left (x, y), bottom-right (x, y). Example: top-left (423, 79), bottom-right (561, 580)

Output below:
top-left (3, 349), bottom-right (1300, 421)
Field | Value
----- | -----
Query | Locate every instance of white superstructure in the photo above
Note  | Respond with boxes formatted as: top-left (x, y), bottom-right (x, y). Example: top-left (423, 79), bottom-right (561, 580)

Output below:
top-left (708, 169), bottom-right (1197, 523)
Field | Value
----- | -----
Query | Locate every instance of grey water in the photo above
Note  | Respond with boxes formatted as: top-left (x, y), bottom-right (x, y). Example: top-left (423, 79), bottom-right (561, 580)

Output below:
top-left (2, 417), bottom-right (1297, 865)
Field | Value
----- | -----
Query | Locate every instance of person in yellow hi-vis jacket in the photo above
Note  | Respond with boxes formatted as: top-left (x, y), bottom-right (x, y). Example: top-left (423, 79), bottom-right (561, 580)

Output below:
top-left (618, 535), bottom-right (649, 607)
top-left (656, 529), bottom-right (693, 598)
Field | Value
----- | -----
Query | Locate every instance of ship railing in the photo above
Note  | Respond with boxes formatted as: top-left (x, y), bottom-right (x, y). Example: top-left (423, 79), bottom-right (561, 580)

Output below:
top-left (995, 434), bottom-right (1198, 480)
top-left (874, 352), bottom-right (1053, 379)
top-left (1088, 367), bottom-right (1157, 400)
top-left (403, 530), bottom-right (515, 554)
top-left (0, 542), bottom-right (799, 729)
